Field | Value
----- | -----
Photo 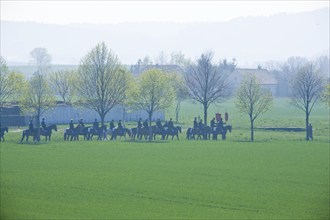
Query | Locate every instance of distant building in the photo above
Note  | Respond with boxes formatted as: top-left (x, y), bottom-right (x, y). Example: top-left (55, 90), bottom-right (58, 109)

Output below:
top-left (228, 68), bottom-right (278, 96)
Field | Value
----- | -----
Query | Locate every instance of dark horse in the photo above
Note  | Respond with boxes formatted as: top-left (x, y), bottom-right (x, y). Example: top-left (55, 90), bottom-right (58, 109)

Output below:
top-left (90, 125), bottom-right (107, 140)
top-left (40, 124), bottom-right (57, 141)
top-left (0, 127), bottom-right (9, 142)
top-left (64, 126), bottom-right (91, 141)
top-left (165, 126), bottom-right (182, 140)
top-left (111, 128), bottom-right (131, 140)
top-left (211, 125), bottom-right (232, 140)
top-left (186, 127), bottom-right (209, 140)
top-left (151, 125), bottom-right (166, 140)
top-left (131, 127), bottom-right (150, 140)
top-left (21, 128), bottom-right (37, 142)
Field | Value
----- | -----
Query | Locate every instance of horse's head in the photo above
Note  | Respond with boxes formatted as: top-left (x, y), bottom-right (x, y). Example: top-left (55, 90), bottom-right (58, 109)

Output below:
top-left (177, 126), bottom-right (182, 133)
top-left (227, 125), bottom-right (232, 133)
top-left (54, 125), bottom-right (58, 131)
top-left (5, 127), bottom-right (8, 133)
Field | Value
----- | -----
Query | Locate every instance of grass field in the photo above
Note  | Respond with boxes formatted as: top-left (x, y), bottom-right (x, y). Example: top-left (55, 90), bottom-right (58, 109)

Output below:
top-left (1, 98), bottom-right (329, 219)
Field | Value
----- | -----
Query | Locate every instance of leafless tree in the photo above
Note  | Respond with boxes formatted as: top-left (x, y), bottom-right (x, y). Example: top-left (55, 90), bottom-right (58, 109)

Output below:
top-left (21, 72), bottom-right (56, 140)
top-left (235, 74), bottom-right (273, 141)
top-left (184, 52), bottom-right (231, 125)
top-left (77, 42), bottom-right (130, 126)
top-left (30, 48), bottom-right (52, 74)
top-left (290, 63), bottom-right (325, 141)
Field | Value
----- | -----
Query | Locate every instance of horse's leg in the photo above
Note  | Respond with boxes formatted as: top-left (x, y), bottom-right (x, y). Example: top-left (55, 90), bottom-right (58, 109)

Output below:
top-left (21, 133), bottom-right (25, 142)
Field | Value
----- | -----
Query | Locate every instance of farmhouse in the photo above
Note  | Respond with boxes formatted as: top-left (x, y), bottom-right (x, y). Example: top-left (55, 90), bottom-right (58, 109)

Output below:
top-left (228, 67), bottom-right (278, 96)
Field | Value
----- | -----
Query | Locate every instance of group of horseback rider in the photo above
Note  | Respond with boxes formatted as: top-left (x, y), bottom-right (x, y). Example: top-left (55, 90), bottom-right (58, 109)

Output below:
top-left (27, 118), bottom-right (48, 132)
top-left (193, 113), bottom-right (226, 131)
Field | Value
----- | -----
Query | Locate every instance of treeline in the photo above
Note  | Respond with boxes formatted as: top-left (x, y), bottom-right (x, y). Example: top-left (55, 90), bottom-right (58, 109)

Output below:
top-left (1, 42), bottom-right (329, 141)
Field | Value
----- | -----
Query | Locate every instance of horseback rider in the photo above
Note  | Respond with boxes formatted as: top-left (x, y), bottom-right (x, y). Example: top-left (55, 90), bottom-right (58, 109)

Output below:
top-left (69, 119), bottom-right (74, 130)
top-left (29, 119), bottom-right (34, 132)
top-left (218, 117), bottom-right (224, 129)
top-left (168, 118), bottom-right (174, 132)
top-left (118, 120), bottom-right (123, 131)
top-left (137, 118), bottom-right (142, 130)
top-left (193, 117), bottom-right (198, 129)
top-left (210, 118), bottom-right (216, 130)
top-left (41, 118), bottom-right (47, 130)
top-left (198, 119), bottom-right (204, 130)
top-left (143, 119), bottom-right (149, 129)
top-left (93, 118), bottom-right (99, 130)
top-left (78, 118), bottom-right (85, 128)
top-left (156, 118), bottom-right (163, 130)
top-left (110, 120), bottom-right (115, 131)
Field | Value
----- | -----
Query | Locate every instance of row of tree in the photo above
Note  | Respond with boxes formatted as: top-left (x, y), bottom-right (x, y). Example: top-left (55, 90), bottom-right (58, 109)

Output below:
top-left (0, 42), bottom-right (328, 141)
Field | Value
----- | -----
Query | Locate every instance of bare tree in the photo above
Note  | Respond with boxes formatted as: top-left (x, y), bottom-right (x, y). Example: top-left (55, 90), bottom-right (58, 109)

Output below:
top-left (169, 73), bottom-right (189, 123)
top-left (184, 52), bottom-right (230, 125)
top-left (30, 48), bottom-right (52, 74)
top-left (155, 51), bottom-right (168, 65)
top-left (290, 63), bottom-right (325, 141)
top-left (21, 72), bottom-right (56, 140)
top-left (235, 74), bottom-right (273, 141)
top-left (49, 70), bottom-right (77, 104)
top-left (77, 42), bottom-right (130, 126)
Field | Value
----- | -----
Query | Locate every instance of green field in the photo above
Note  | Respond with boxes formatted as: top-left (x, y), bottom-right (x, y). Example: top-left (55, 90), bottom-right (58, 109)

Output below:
top-left (1, 99), bottom-right (329, 219)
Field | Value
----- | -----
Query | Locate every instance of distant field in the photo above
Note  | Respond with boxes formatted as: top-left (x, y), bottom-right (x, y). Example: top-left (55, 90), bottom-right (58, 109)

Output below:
top-left (1, 99), bottom-right (329, 219)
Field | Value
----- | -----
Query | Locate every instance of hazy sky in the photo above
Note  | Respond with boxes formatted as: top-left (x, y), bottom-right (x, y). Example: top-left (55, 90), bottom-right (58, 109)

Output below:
top-left (1, 1), bottom-right (329, 24)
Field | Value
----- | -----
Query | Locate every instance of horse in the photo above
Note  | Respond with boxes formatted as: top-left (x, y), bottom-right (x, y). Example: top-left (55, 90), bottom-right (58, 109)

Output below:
top-left (165, 126), bottom-right (182, 140)
top-left (212, 125), bottom-right (232, 140)
top-left (90, 125), bottom-right (107, 140)
top-left (111, 127), bottom-right (131, 140)
top-left (137, 127), bottom-right (150, 140)
top-left (0, 127), bottom-right (9, 142)
top-left (186, 126), bottom-right (210, 140)
top-left (151, 125), bottom-right (166, 140)
top-left (40, 124), bottom-right (57, 142)
top-left (64, 126), bottom-right (90, 141)
top-left (21, 128), bottom-right (38, 142)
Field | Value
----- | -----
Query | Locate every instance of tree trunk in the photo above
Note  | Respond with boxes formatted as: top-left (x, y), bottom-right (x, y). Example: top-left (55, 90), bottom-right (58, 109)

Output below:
top-left (305, 112), bottom-right (309, 141)
top-left (36, 114), bottom-right (40, 141)
top-left (148, 112), bottom-right (153, 141)
top-left (203, 103), bottom-right (208, 126)
top-left (175, 100), bottom-right (181, 123)
top-left (250, 117), bottom-right (254, 142)
top-left (100, 113), bottom-right (105, 127)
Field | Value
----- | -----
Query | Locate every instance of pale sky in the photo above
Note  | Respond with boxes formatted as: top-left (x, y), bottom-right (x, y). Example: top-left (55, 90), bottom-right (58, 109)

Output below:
top-left (1, 0), bottom-right (329, 24)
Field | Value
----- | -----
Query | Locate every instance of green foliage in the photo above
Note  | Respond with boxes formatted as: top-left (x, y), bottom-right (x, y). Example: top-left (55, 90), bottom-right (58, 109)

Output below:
top-left (20, 72), bottom-right (56, 118)
top-left (0, 56), bottom-right (12, 105)
top-left (48, 69), bottom-right (78, 104)
top-left (127, 69), bottom-right (175, 120)
top-left (235, 74), bottom-right (273, 141)
top-left (77, 42), bottom-right (130, 124)
top-left (321, 83), bottom-right (330, 107)
top-left (7, 72), bottom-right (27, 102)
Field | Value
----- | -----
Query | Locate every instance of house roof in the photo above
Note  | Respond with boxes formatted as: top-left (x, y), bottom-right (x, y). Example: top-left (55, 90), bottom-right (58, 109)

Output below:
top-left (231, 68), bottom-right (278, 85)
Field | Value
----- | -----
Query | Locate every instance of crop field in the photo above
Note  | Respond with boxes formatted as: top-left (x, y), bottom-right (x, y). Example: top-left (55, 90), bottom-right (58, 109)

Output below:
top-left (1, 98), bottom-right (329, 219)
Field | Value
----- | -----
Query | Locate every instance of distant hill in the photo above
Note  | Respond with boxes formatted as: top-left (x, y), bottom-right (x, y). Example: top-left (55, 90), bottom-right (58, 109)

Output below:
top-left (1, 8), bottom-right (329, 66)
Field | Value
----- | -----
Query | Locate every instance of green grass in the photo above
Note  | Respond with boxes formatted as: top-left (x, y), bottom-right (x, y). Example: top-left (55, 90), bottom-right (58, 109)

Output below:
top-left (1, 98), bottom-right (329, 219)
top-left (1, 140), bottom-right (329, 219)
